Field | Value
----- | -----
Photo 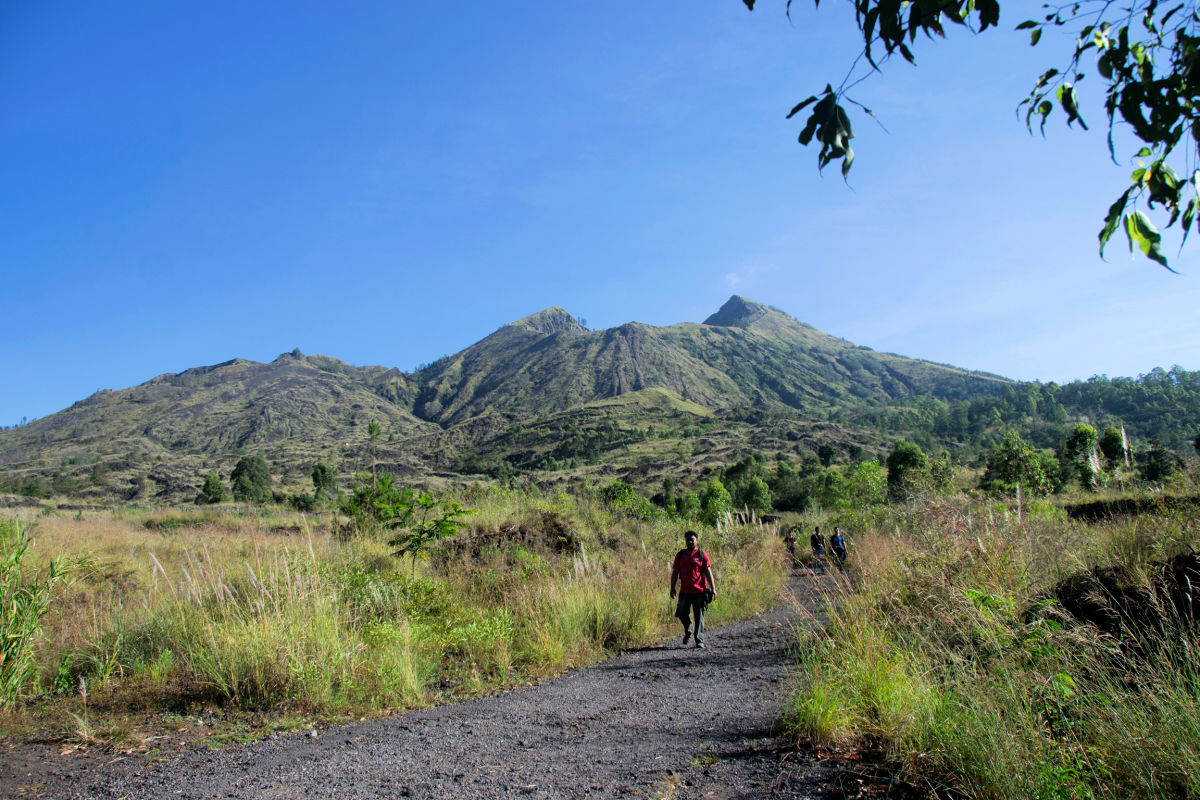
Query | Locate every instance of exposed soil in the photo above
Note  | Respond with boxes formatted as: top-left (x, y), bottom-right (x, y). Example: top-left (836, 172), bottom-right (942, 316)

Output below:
top-left (1, 575), bottom-right (889, 800)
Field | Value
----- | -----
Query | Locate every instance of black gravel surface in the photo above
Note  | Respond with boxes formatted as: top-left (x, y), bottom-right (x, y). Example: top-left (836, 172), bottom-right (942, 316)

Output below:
top-left (6, 576), bottom-right (849, 800)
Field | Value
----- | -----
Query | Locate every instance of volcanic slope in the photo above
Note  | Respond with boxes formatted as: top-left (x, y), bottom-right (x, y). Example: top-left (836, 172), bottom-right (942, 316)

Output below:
top-left (0, 297), bottom-right (1011, 499)
top-left (411, 296), bottom-right (1009, 425)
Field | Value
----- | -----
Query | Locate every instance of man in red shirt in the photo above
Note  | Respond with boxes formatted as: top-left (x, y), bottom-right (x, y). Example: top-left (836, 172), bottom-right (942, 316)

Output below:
top-left (669, 530), bottom-right (716, 648)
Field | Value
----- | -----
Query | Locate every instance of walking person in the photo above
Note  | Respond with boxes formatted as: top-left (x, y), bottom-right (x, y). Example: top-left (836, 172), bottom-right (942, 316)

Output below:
top-left (669, 530), bottom-right (716, 648)
top-left (782, 525), bottom-right (798, 567)
top-left (809, 525), bottom-right (827, 574)
top-left (830, 525), bottom-right (847, 570)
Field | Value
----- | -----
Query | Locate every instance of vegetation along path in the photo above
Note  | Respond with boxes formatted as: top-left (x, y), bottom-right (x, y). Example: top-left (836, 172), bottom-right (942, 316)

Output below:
top-left (20, 576), bottom-right (844, 800)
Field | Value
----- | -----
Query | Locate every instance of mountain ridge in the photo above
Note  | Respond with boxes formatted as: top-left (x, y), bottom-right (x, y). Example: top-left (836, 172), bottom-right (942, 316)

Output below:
top-left (10, 295), bottom-right (1166, 503)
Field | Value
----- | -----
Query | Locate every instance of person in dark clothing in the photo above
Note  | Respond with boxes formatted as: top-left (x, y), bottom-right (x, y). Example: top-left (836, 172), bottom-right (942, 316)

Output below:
top-left (782, 526), bottom-right (798, 566)
top-left (809, 525), bottom-right (826, 574)
top-left (669, 530), bottom-right (716, 648)
top-left (830, 526), bottom-right (847, 569)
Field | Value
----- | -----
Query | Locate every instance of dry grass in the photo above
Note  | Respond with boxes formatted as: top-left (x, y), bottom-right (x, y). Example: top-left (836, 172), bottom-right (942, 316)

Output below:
top-left (1, 489), bottom-right (787, 747)
top-left (781, 494), bottom-right (1200, 800)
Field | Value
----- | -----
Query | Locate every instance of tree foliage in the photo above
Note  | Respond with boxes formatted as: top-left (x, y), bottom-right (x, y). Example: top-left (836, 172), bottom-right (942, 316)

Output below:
top-left (384, 492), bottom-right (474, 575)
top-left (886, 439), bottom-right (930, 502)
top-left (1064, 422), bottom-right (1103, 488)
top-left (194, 470), bottom-right (226, 505)
top-left (230, 454), bottom-right (271, 503)
top-left (311, 461), bottom-right (337, 501)
top-left (742, 0), bottom-right (1200, 268)
top-left (981, 430), bottom-right (1054, 497)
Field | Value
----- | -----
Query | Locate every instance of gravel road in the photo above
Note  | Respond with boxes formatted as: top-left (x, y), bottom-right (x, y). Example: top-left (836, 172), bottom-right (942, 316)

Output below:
top-left (5, 576), bottom-right (843, 800)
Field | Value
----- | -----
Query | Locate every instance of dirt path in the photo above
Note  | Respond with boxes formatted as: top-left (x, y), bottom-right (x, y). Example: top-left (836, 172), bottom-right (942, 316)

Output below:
top-left (5, 576), bottom-right (843, 800)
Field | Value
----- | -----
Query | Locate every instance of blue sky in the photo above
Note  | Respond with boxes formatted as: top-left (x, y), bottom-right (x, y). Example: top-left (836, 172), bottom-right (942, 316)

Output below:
top-left (3, 1), bottom-right (1198, 426)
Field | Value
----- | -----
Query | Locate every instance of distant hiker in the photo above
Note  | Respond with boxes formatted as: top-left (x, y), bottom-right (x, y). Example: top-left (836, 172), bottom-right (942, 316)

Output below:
top-left (830, 526), bottom-right (847, 570)
top-left (782, 526), bottom-right (798, 566)
top-left (810, 525), bottom-right (826, 574)
top-left (670, 530), bottom-right (716, 649)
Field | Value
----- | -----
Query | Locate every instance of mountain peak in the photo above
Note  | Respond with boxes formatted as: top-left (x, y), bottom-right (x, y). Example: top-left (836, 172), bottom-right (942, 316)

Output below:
top-left (510, 307), bottom-right (585, 336)
top-left (703, 296), bottom-right (775, 328)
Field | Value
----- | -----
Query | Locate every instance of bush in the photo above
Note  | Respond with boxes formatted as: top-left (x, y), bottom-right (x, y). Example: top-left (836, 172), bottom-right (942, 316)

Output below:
top-left (230, 454), bottom-right (271, 503)
top-left (1, 518), bottom-right (67, 708)
top-left (195, 471), bottom-right (226, 505)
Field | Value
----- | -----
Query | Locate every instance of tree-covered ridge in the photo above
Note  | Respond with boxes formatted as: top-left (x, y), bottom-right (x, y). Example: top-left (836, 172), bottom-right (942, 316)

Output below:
top-left (834, 367), bottom-right (1200, 456)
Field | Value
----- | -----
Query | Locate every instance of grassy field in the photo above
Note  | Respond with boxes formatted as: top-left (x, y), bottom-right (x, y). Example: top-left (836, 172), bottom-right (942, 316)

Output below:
top-left (781, 494), bottom-right (1200, 800)
top-left (0, 486), bottom-right (787, 749)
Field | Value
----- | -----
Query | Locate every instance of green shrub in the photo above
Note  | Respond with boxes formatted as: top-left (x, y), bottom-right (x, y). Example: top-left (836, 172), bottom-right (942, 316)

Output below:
top-left (1, 518), bottom-right (67, 708)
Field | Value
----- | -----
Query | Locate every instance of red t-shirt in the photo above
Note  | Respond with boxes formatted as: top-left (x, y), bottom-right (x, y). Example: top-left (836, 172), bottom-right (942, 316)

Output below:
top-left (673, 548), bottom-right (711, 594)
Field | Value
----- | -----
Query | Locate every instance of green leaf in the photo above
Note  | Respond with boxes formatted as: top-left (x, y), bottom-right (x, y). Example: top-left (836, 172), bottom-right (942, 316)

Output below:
top-left (1015, 19), bottom-right (1038, 29)
top-left (1033, 68), bottom-right (1059, 90)
top-left (1098, 188), bottom-right (1132, 258)
top-left (1057, 84), bottom-right (1089, 130)
top-left (786, 96), bottom-right (819, 119)
top-left (1125, 210), bottom-right (1175, 270)
top-left (1050, 672), bottom-right (1077, 699)
top-left (1030, 27), bottom-right (1042, 46)
top-left (1180, 195), bottom-right (1199, 251)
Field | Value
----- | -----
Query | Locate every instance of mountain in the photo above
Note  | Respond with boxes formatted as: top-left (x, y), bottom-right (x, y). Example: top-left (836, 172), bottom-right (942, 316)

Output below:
top-left (413, 297), bottom-right (1008, 426)
top-left (6, 295), bottom-right (1187, 504)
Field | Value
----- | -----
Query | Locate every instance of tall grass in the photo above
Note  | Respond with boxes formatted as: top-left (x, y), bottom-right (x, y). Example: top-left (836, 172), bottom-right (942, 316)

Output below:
top-left (1, 518), bottom-right (70, 709)
top-left (780, 495), bottom-right (1200, 800)
top-left (1, 486), bottom-right (786, 733)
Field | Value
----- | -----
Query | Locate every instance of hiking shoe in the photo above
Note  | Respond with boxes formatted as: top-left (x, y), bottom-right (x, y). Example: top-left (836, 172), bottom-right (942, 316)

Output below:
top-left (695, 641), bottom-right (705, 649)
top-left (682, 631), bottom-right (691, 646)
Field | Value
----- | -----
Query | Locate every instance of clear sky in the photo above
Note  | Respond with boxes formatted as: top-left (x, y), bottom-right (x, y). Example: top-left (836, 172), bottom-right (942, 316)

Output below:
top-left (3, 1), bottom-right (1198, 427)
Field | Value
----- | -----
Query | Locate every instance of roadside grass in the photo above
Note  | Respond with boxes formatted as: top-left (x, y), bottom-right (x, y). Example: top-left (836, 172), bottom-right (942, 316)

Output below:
top-left (780, 494), bottom-right (1200, 800)
top-left (0, 488), bottom-right (786, 747)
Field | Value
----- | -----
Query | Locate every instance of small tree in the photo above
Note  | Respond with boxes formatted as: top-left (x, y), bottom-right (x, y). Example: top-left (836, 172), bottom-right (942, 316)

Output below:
top-left (846, 461), bottom-right (886, 506)
top-left (1064, 423), bottom-right (1102, 490)
top-left (698, 478), bottom-right (733, 526)
top-left (1140, 438), bottom-right (1181, 483)
top-left (230, 454), bottom-right (272, 503)
top-left (981, 431), bottom-right (1052, 498)
top-left (886, 439), bottom-right (929, 503)
top-left (384, 492), bottom-right (474, 575)
top-left (367, 420), bottom-right (382, 488)
top-left (311, 461), bottom-right (337, 501)
top-left (1098, 425), bottom-right (1130, 469)
top-left (736, 475), bottom-right (774, 516)
top-left (194, 471), bottom-right (226, 505)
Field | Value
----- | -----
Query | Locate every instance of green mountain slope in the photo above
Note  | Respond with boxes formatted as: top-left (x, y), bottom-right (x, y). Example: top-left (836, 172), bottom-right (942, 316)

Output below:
top-left (2, 296), bottom-right (1192, 503)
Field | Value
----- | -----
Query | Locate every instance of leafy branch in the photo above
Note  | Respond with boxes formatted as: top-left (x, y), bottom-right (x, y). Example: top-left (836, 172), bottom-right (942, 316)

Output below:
top-left (745, 0), bottom-right (1200, 269)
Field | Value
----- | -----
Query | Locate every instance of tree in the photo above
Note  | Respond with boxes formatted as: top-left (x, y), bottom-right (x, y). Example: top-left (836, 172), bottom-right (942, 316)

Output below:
top-left (1064, 423), bottom-right (1102, 489)
top-left (194, 471), bottom-right (226, 505)
top-left (698, 478), bottom-right (733, 525)
top-left (1098, 424), bottom-right (1128, 468)
top-left (817, 444), bottom-right (836, 467)
top-left (981, 431), bottom-right (1053, 497)
top-left (1140, 437), bottom-right (1182, 482)
top-left (846, 460), bottom-right (887, 506)
top-left (383, 491), bottom-right (475, 575)
top-left (367, 420), bottom-right (382, 489)
top-left (736, 475), bottom-right (774, 516)
top-left (311, 461), bottom-right (337, 501)
top-left (230, 454), bottom-right (272, 503)
top-left (885, 439), bottom-right (929, 502)
top-left (742, 0), bottom-right (1200, 268)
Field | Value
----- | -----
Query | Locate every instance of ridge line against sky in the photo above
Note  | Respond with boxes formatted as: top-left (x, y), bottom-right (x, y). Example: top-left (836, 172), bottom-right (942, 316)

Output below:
top-left (2, 1), bottom-right (1197, 425)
